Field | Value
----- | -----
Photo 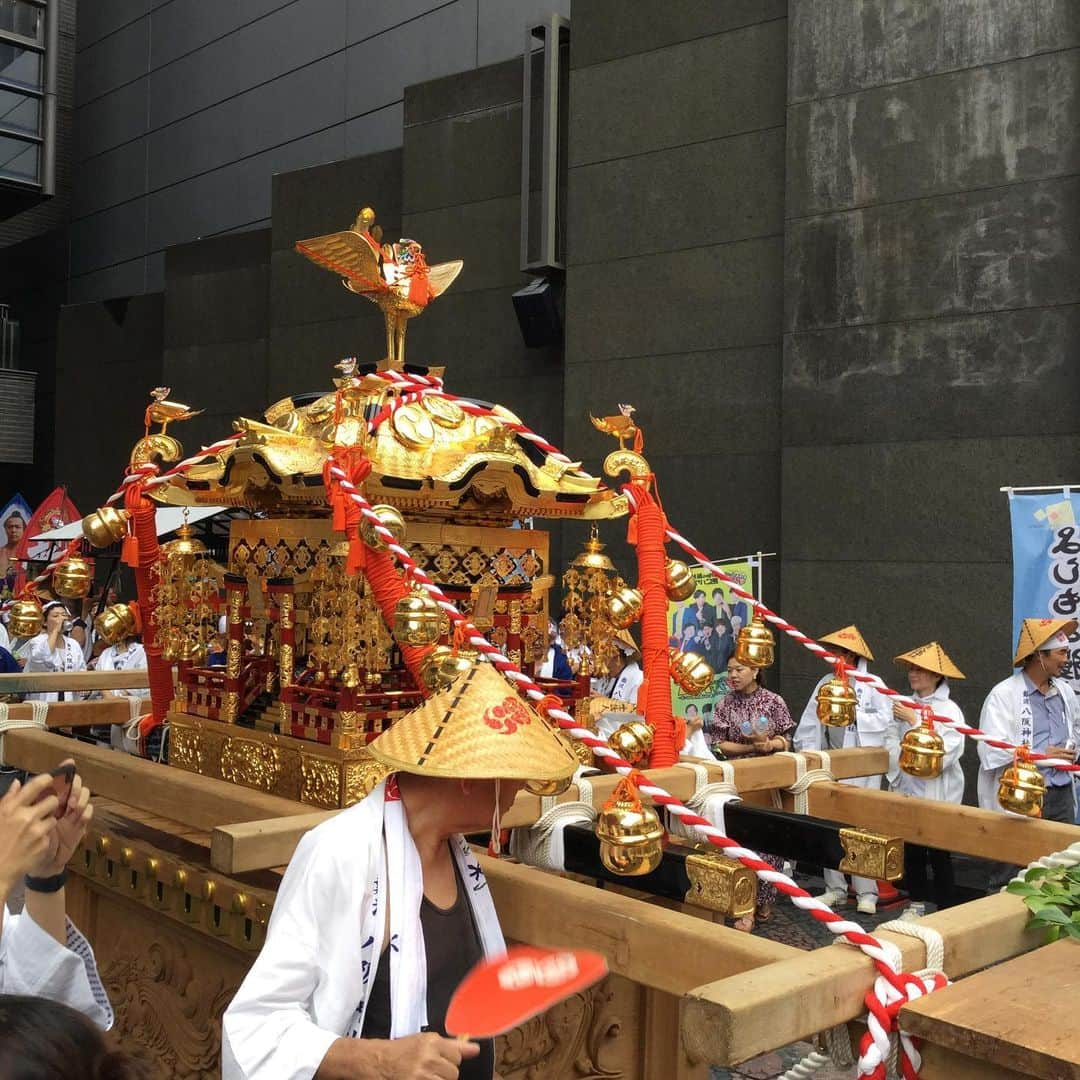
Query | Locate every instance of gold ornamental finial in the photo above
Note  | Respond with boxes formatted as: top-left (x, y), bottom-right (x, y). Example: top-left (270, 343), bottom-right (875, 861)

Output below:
top-left (295, 205), bottom-right (464, 372)
top-left (590, 403), bottom-right (638, 450)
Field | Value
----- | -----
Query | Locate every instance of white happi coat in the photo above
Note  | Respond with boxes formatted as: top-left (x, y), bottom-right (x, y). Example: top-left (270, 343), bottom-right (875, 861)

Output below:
top-left (0, 907), bottom-right (112, 1028)
top-left (96, 641), bottom-right (150, 699)
top-left (884, 681), bottom-right (966, 804)
top-left (22, 632), bottom-right (87, 701)
top-left (976, 671), bottom-right (1080, 814)
top-left (794, 659), bottom-right (892, 790)
top-left (222, 779), bottom-right (505, 1080)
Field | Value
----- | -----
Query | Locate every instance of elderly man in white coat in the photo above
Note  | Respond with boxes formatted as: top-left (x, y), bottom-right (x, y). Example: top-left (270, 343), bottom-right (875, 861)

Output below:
top-left (885, 642), bottom-right (966, 910)
top-left (794, 625), bottom-right (893, 914)
top-left (978, 618), bottom-right (1079, 821)
top-left (222, 662), bottom-right (578, 1080)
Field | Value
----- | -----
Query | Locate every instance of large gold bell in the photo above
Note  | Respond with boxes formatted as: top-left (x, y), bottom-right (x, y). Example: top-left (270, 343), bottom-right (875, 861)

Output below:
top-left (393, 588), bottom-right (442, 647)
top-left (606, 586), bottom-right (643, 629)
top-left (51, 556), bottom-right (94, 600)
top-left (82, 506), bottom-right (130, 548)
top-left (669, 648), bottom-right (714, 694)
top-left (160, 522), bottom-right (206, 560)
top-left (8, 597), bottom-right (43, 637)
top-left (734, 612), bottom-right (775, 669)
top-left (899, 713), bottom-right (945, 778)
top-left (608, 719), bottom-right (654, 765)
top-left (998, 754), bottom-right (1046, 818)
top-left (595, 777), bottom-right (665, 876)
top-left (525, 774), bottom-right (575, 796)
top-left (94, 603), bottom-right (138, 644)
top-left (418, 645), bottom-right (476, 692)
top-left (664, 559), bottom-right (695, 602)
top-left (816, 662), bottom-right (858, 727)
top-left (359, 504), bottom-right (407, 551)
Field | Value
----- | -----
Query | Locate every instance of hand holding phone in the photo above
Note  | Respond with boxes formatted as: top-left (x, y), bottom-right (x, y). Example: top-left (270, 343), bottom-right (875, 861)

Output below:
top-left (39, 762), bottom-right (76, 819)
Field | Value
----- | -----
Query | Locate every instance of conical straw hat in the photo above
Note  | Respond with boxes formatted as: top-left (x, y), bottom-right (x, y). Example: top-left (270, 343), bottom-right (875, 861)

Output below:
top-left (612, 627), bottom-right (640, 656)
top-left (893, 641), bottom-right (965, 680)
top-left (1013, 617), bottom-right (1078, 666)
top-left (820, 625), bottom-right (873, 661)
top-left (368, 661), bottom-right (579, 781)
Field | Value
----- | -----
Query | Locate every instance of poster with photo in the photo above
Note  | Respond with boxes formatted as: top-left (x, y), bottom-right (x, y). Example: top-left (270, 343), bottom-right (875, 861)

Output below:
top-left (0, 493), bottom-right (32, 602)
top-left (667, 560), bottom-right (754, 734)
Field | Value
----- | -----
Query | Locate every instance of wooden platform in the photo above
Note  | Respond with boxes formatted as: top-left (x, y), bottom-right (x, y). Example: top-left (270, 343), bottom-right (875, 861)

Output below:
top-left (900, 938), bottom-right (1080, 1079)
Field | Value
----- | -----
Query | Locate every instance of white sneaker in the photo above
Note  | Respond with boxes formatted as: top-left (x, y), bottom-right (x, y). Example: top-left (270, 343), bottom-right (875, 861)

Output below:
top-left (856, 895), bottom-right (878, 915)
top-left (817, 888), bottom-right (848, 907)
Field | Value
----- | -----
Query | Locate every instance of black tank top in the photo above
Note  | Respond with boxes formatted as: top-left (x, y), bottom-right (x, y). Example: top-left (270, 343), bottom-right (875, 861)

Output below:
top-left (361, 854), bottom-right (494, 1079)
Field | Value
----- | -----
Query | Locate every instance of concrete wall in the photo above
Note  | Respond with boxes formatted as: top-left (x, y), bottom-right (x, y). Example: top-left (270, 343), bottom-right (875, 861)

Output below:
top-left (69, 0), bottom-right (570, 303)
top-left (562, 1), bottom-right (789, 604)
top-left (779, 0), bottom-right (1080, 754)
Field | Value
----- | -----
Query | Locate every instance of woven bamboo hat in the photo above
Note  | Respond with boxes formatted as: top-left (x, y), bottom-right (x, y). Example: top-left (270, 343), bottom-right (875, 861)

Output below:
top-left (368, 661), bottom-right (579, 781)
top-left (612, 627), bottom-right (640, 657)
top-left (1013, 617), bottom-right (1078, 666)
top-left (894, 641), bottom-right (965, 680)
top-left (820, 625), bottom-right (873, 661)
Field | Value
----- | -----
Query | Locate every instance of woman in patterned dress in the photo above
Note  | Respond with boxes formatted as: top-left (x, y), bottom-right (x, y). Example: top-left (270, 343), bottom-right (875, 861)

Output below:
top-left (705, 656), bottom-right (795, 931)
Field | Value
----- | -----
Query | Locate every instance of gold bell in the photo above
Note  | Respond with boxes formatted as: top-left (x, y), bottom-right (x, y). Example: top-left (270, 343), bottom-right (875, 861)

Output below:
top-left (997, 751), bottom-right (1046, 818)
top-left (669, 648), bottom-right (714, 694)
top-left (359, 504), bottom-right (407, 551)
top-left (606, 585), bottom-right (643, 629)
top-left (898, 708), bottom-right (945, 779)
top-left (8, 597), bottom-right (44, 637)
top-left (734, 611), bottom-right (775, 669)
top-left (816, 659), bottom-right (858, 727)
top-left (160, 522), bottom-right (206, 560)
top-left (52, 556), bottom-right (94, 600)
top-left (94, 603), bottom-right (138, 644)
top-left (664, 559), bottom-right (695, 602)
top-left (525, 775), bottom-right (575, 796)
top-left (595, 777), bottom-right (665, 876)
top-left (82, 506), bottom-right (130, 547)
top-left (342, 663), bottom-right (361, 689)
top-left (393, 587), bottom-right (442, 647)
top-left (608, 719), bottom-right (654, 765)
top-left (418, 645), bottom-right (476, 692)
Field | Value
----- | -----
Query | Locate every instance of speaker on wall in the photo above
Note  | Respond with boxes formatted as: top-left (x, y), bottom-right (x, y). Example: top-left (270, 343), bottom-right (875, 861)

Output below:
top-left (512, 276), bottom-right (563, 348)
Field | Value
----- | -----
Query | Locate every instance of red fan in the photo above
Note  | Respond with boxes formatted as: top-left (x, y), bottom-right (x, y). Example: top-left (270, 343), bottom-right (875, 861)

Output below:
top-left (445, 946), bottom-right (608, 1038)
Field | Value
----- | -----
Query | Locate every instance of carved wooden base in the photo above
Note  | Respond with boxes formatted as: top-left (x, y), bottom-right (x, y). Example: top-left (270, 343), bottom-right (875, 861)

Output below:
top-left (167, 711), bottom-right (389, 808)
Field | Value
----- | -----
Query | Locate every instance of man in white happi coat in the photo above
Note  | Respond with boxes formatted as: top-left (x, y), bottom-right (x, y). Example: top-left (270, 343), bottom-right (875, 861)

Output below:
top-left (223, 662), bottom-right (578, 1080)
top-left (794, 625), bottom-right (892, 914)
top-left (0, 766), bottom-right (112, 1028)
top-left (978, 618), bottom-right (1079, 822)
top-left (591, 627), bottom-right (643, 705)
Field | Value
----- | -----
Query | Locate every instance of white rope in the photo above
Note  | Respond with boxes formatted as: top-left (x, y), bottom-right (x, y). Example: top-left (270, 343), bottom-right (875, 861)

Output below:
top-left (778, 1048), bottom-right (832, 1080)
top-left (668, 760), bottom-right (740, 842)
top-left (778, 749), bottom-right (833, 816)
top-left (1008, 840), bottom-right (1080, 884)
top-left (509, 775), bottom-right (595, 871)
top-left (0, 700), bottom-right (48, 762)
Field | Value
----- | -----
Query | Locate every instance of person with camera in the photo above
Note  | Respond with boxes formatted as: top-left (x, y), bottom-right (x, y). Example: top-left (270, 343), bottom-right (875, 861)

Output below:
top-left (0, 765), bottom-right (112, 1028)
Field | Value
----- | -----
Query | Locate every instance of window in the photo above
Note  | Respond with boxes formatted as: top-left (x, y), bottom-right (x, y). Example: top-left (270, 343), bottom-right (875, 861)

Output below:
top-left (0, 41), bottom-right (41, 91)
top-left (0, 85), bottom-right (38, 132)
top-left (0, 131), bottom-right (38, 182)
top-left (0, 1), bottom-right (45, 47)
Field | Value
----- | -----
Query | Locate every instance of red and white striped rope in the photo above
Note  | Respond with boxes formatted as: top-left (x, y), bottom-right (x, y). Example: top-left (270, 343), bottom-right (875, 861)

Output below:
top-left (643, 498), bottom-right (1078, 776)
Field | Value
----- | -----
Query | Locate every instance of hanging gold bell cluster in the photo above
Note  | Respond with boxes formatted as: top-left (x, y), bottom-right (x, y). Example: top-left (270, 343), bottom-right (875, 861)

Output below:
top-left (997, 750), bottom-right (1046, 818)
top-left (595, 776), bottom-right (665, 876)
top-left (8, 596), bottom-right (44, 637)
top-left (307, 550), bottom-right (393, 688)
top-left (558, 525), bottom-right (624, 677)
top-left (150, 522), bottom-right (221, 662)
top-left (734, 611), bottom-right (775, 669)
top-left (898, 706), bottom-right (945, 778)
top-left (816, 658), bottom-right (858, 727)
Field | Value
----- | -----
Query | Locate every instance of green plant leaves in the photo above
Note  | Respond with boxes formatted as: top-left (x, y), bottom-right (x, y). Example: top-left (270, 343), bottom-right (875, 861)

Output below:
top-left (1013, 864), bottom-right (1080, 944)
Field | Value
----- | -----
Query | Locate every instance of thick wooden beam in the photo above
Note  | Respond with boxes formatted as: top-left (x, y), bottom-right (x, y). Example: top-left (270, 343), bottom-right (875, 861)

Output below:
top-left (0, 670), bottom-right (151, 693)
top-left (208, 748), bottom-right (890, 874)
top-left (799, 781), bottom-right (1080, 866)
top-left (502, 747), bottom-right (887, 827)
top-left (478, 851), bottom-right (798, 996)
top-left (0, 699), bottom-right (152, 728)
top-left (681, 892), bottom-right (1042, 1067)
top-left (2, 728), bottom-right (310, 831)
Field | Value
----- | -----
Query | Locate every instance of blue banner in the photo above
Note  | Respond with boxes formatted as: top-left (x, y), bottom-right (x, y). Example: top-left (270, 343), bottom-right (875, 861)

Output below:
top-left (1009, 489), bottom-right (1080, 689)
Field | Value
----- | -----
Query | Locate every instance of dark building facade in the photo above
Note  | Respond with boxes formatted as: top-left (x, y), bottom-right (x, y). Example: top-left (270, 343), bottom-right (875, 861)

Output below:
top-left (4, 1), bottom-right (1079, 784)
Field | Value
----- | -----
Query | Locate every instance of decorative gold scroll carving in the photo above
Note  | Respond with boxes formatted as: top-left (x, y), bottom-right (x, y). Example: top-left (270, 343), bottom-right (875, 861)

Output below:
top-left (839, 827), bottom-right (905, 881)
top-left (683, 852), bottom-right (756, 918)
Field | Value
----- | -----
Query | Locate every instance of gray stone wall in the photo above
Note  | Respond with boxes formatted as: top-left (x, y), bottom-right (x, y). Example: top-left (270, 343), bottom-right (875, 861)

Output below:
top-left (780, 1), bottom-right (1080, 774)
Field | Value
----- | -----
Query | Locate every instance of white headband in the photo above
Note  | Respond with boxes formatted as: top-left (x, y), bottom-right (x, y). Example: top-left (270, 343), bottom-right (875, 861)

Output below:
top-left (1039, 631), bottom-right (1071, 651)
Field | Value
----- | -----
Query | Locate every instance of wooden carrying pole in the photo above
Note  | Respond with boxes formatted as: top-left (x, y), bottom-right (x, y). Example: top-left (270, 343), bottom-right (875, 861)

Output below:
top-left (680, 892), bottom-right (1043, 1067)
top-left (209, 747), bottom-right (889, 874)
top-left (0, 670), bottom-right (151, 694)
top-left (1, 699), bottom-right (152, 728)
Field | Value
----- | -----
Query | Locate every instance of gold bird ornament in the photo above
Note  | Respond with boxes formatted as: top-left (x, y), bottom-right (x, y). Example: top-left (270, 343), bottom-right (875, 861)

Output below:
top-left (145, 387), bottom-right (203, 434)
top-left (589, 404), bottom-right (639, 451)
